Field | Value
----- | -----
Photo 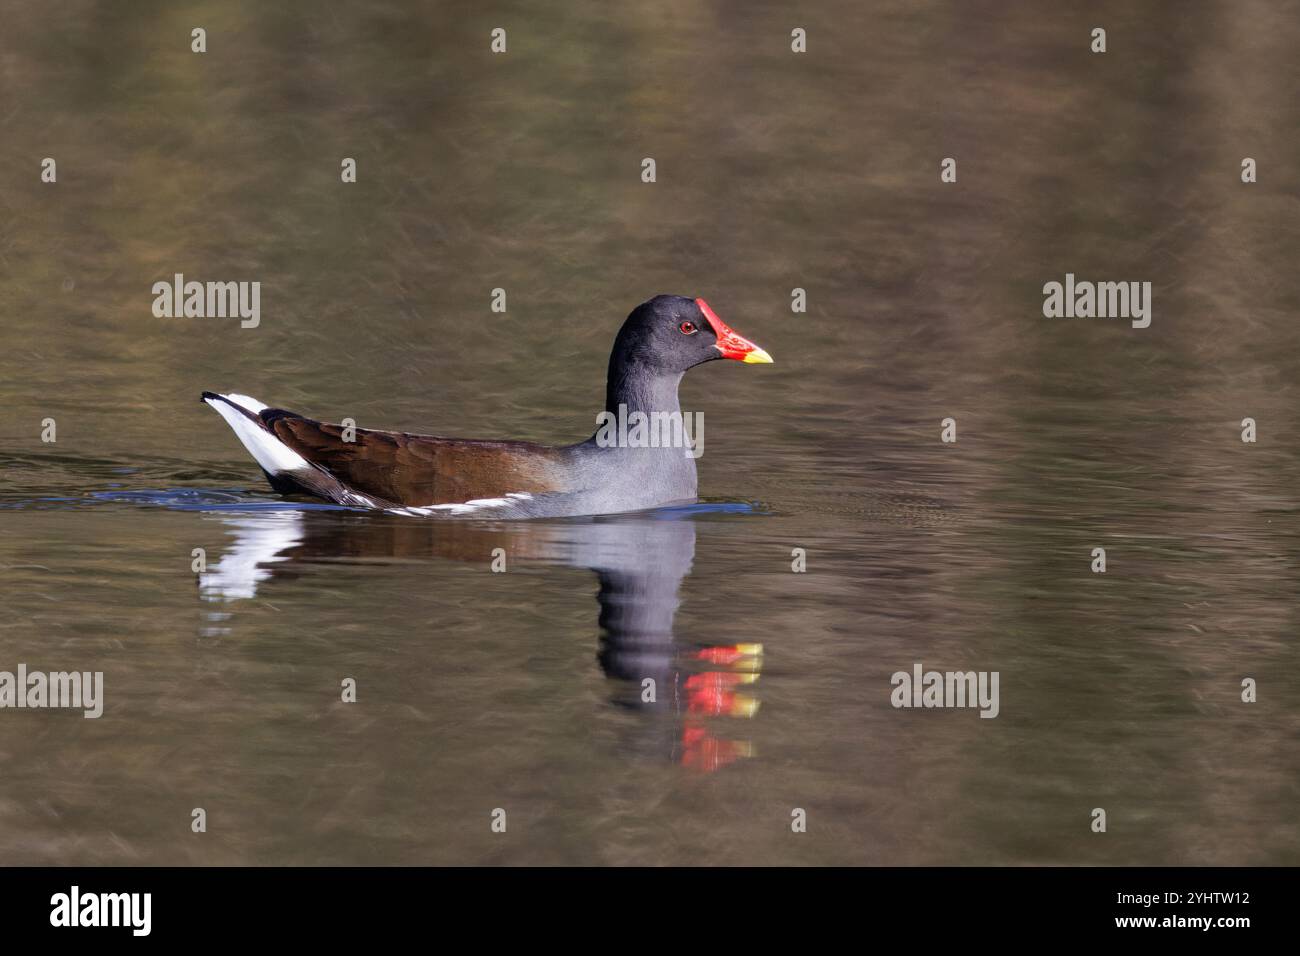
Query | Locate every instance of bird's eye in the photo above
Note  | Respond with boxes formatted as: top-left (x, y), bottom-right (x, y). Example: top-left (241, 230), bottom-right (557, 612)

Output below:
top-left (679, 321), bottom-right (697, 335)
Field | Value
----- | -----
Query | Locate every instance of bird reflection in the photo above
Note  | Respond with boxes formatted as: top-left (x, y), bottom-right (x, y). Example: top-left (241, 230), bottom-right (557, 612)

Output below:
top-left (198, 508), bottom-right (760, 771)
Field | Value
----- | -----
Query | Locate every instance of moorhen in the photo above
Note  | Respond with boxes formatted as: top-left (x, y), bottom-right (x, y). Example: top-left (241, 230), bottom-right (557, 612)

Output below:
top-left (202, 295), bottom-right (772, 518)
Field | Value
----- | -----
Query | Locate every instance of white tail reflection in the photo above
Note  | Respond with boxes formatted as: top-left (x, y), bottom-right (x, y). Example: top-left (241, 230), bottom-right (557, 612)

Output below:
top-left (199, 512), bottom-right (305, 602)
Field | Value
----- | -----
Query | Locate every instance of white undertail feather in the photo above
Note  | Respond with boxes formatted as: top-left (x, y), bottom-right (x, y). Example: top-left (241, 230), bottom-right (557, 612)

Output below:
top-left (203, 392), bottom-right (311, 475)
top-left (222, 393), bottom-right (268, 413)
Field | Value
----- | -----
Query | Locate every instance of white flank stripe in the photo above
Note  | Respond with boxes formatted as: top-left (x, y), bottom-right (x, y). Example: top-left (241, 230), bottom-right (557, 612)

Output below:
top-left (390, 492), bottom-right (534, 517)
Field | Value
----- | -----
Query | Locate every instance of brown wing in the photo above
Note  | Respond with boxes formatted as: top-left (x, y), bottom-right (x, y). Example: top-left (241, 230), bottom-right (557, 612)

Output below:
top-left (261, 409), bottom-right (566, 508)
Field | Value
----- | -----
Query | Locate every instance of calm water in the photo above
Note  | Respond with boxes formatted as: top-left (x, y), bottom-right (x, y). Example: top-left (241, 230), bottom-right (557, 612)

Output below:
top-left (1, 1), bottom-right (1298, 864)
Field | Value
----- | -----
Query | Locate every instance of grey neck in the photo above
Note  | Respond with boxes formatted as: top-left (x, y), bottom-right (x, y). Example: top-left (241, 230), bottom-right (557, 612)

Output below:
top-left (604, 362), bottom-right (684, 418)
top-left (561, 361), bottom-right (697, 513)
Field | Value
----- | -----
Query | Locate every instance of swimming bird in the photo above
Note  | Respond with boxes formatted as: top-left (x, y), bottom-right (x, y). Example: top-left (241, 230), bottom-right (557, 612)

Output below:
top-left (202, 295), bottom-right (772, 518)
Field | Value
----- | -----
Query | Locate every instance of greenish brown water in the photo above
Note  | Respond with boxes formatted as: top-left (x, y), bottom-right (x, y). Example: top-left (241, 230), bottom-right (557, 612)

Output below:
top-left (1, 0), bottom-right (1298, 864)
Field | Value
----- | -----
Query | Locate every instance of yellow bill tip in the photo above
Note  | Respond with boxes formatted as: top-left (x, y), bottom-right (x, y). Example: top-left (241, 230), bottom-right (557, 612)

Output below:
top-left (742, 347), bottom-right (774, 364)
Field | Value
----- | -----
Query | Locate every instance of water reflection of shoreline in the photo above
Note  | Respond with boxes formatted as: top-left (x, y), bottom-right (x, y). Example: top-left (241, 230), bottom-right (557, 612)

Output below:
top-left (198, 509), bottom-right (761, 772)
